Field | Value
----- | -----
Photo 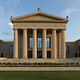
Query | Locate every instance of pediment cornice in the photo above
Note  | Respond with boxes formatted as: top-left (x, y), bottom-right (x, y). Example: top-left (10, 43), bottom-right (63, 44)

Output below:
top-left (10, 11), bottom-right (68, 23)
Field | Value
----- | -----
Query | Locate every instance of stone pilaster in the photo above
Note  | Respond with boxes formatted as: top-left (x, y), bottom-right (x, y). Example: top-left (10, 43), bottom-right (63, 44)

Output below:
top-left (33, 29), bottom-right (37, 58)
top-left (14, 29), bottom-right (18, 58)
top-left (61, 30), bottom-right (66, 59)
top-left (42, 29), bottom-right (47, 59)
top-left (52, 29), bottom-right (57, 59)
top-left (23, 29), bottom-right (27, 59)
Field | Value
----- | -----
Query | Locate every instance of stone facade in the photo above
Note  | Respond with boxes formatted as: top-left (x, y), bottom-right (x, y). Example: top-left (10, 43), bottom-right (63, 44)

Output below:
top-left (0, 39), bottom-right (80, 59)
top-left (66, 39), bottom-right (80, 58)
top-left (0, 40), bottom-right (13, 58)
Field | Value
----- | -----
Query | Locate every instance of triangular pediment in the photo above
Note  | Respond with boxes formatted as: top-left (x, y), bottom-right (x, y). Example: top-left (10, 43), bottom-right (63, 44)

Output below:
top-left (11, 12), bottom-right (68, 23)
top-left (16, 14), bottom-right (57, 21)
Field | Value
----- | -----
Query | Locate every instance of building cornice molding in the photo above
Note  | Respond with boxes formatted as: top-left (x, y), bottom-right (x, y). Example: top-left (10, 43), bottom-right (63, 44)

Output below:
top-left (10, 12), bottom-right (68, 24)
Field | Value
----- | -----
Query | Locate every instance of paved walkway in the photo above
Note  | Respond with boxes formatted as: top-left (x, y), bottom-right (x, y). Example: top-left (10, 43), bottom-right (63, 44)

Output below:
top-left (0, 67), bottom-right (80, 71)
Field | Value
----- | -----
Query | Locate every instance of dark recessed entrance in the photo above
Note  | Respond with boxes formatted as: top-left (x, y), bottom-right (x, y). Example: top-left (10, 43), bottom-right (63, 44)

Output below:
top-left (1, 53), bottom-right (3, 57)
top-left (28, 51), bottom-right (32, 58)
top-left (47, 51), bottom-right (51, 58)
top-left (37, 51), bottom-right (42, 58)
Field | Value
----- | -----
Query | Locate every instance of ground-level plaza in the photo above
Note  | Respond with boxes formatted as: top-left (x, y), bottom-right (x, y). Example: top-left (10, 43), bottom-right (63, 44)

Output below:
top-left (10, 8), bottom-right (68, 59)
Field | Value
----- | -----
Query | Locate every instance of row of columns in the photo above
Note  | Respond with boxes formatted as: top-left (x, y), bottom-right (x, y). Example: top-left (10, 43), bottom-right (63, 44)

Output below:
top-left (14, 29), bottom-right (66, 59)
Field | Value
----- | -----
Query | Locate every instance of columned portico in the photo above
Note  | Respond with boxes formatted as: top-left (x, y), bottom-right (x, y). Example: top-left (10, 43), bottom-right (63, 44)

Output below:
top-left (11, 8), bottom-right (68, 60)
top-left (13, 29), bottom-right (66, 59)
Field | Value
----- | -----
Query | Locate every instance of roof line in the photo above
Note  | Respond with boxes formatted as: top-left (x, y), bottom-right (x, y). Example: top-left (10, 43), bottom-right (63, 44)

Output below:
top-left (10, 11), bottom-right (68, 22)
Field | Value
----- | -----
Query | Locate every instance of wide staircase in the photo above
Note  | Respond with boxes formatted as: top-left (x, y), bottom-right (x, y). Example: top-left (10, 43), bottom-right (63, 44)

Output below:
top-left (0, 58), bottom-right (80, 63)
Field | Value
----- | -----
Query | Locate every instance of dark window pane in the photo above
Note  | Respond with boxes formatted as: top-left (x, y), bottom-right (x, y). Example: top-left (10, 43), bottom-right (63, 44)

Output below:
top-left (28, 51), bottom-right (32, 58)
top-left (47, 51), bottom-right (51, 58)
top-left (37, 51), bottom-right (42, 58)
top-left (75, 53), bottom-right (77, 57)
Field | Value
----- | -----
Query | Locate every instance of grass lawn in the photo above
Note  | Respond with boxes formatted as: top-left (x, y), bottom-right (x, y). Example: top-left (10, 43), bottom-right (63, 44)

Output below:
top-left (0, 71), bottom-right (80, 80)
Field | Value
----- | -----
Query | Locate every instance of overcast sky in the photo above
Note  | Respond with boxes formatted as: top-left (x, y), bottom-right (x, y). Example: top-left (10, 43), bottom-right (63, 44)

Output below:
top-left (0, 0), bottom-right (80, 41)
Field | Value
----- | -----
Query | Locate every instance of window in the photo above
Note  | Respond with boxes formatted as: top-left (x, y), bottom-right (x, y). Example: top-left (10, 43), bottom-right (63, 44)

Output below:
top-left (66, 46), bottom-right (70, 55)
top-left (47, 51), bottom-right (51, 58)
top-left (28, 51), bottom-right (32, 58)
top-left (1, 53), bottom-right (3, 57)
top-left (28, 37), bottom-right (33, 48)
top-left (28, 37), bottom-right (51, 48)
top-left (37, 37), bottom-right (42, 48)
top-left (75, 53), bottom-right (77, 57)
top-left (37, 51), bottom-right (42, 58)
top-left (47, 37), bottom-right (51, 48)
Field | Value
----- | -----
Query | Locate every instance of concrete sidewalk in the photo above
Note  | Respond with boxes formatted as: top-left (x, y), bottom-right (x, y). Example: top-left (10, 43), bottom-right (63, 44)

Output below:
top-left (0, 67), bottom-right (80, 71)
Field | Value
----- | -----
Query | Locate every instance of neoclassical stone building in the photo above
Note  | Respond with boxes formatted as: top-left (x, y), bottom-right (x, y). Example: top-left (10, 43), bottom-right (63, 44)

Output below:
top-left (10, 8), bottom-right (68, 59)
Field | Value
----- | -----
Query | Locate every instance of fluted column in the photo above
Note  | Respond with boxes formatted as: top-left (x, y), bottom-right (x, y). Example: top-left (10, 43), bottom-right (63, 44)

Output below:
top-left (52, 29), bottom-right (57, 59)
top-left (23, 29), bottom-right (27, 59)
top-left (14, 29), bottom-right (18, 58)
top-left (33, 29), bottom-right (37, 59)
top-left (59, 31), bottom-right (61, 58)
top-left (42, 29), bottom-right (47, 59)
top-left (61, 30), bottom-right (66, 59)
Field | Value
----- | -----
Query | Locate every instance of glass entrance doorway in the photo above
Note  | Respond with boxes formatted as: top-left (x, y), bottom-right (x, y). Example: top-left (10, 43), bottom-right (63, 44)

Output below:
top-left (28, 51), bottom-right (32, 58)
top-left (47, 51), bottom-right (51, 58)
top-left (37, 51), bottom-right (42, 58)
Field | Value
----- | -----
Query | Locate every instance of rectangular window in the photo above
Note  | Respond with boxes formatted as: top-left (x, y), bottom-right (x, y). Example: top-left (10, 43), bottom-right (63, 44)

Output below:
top-left (28, 37), bottom-right (33, 48)
top-left (66, 45), bottom-right (70, 55)
top-left (75, 53), bottom-right (77, 57)
top-left (28, 51), bottom-right (32, 58)
top-left (37, 51), bottom-right (42, 58)
top-left (47, 37), bottom-right (51, 48)
top-left (47, 51), bottom-right (51, 58)
top-left (37, 37), bottom-right (42, 48)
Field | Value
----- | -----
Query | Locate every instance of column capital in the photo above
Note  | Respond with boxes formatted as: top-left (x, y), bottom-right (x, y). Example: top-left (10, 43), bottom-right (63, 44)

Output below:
top-left (43, 29), bottom-right (47, 30)
top-left (52, 29), bottom-right (56, 31)
top-left (23, 29), bottom-right (27, 30)
top-left (14, 29), bottom-right (18, 30)
top-left (33, 28), bottom-right (37, 30)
